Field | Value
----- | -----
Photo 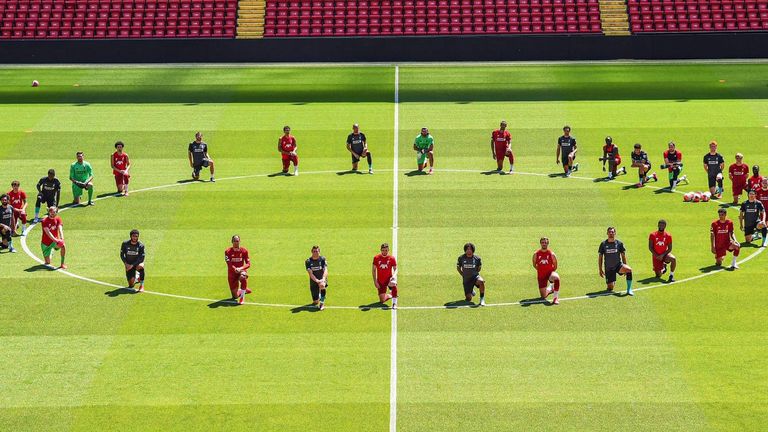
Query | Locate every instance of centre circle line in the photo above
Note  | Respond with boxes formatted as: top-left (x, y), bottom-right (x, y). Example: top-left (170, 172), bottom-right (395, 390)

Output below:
top-left (18, 168), bottom-right (763, 310)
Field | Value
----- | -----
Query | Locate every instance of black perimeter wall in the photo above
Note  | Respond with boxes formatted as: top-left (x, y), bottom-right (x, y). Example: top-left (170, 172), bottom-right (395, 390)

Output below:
top-left (0, 32), bottom-right (767, 63)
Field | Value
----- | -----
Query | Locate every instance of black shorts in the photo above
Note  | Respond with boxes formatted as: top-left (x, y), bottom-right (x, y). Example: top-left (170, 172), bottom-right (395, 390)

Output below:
top-left (562, 150), bottom-right (575, 164)
top-left (605, 262), bottom-right (625, 284)
top-left (1, 230), bottom-right (10, 242)
top-left (309, 279), bottom-right (327, 301)
top-left (37, 193), bottom-right (56, 207)
top-left (350, 146), bottom-right (367, 163)
top-left (462, 274), bottom-right (482, 295)
top-left (708, 173), bottom-right (721, 188)
top-left (193, 160), bottom-right (210, 174)
top-left (745, 224), bottom-right (757, 236)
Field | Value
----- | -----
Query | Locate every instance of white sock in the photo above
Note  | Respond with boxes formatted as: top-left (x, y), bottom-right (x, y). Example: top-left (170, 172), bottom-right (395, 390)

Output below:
top-left (669, 272), bottom-right (674, 277)
top-left (731, 256), bottom-right (737, 267)
top-left (392, 297), bottom-right (398, 305)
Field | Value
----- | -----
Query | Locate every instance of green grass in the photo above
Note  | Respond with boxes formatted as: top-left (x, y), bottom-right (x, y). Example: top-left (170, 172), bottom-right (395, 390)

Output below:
top-left (1, 63), bottom-right (768, 431)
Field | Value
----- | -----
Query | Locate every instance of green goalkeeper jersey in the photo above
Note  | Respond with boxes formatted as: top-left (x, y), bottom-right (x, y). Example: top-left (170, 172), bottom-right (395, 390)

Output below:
top-left (70, 161), bottom-right (93, 182)
top-left (414, 134), bottom-right (434, 150)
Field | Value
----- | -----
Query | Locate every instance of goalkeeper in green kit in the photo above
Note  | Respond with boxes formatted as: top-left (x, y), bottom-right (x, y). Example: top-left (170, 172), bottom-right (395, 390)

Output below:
top-left (70, 151), bottom-right (95, 206)
top-left (414, 127), bottom-right (434, 174)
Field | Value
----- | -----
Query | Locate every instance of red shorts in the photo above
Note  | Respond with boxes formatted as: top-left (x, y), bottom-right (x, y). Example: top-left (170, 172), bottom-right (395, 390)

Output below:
top-left (652, 254), bottom-right (667, 272)
top-left (281, 154), bottom-right (298, 170)
top-left (12, 209), bottom-right (26, 224)
top-left (612, 156), bottom-right (622, 166)
top-left (494, 143), bottom-right (511, 162)
top-left (732, 181), bottom-right (747, 196)
top-left (228, 272), bottom-right (245, 294)
top-left (537, 272), bottom-right (553, 289)
top-left (376, 278), bottom-right (394, 294)
top-left (715, 243), bottom-right (738, 259)
top-left (114, 173), bottom-right (130, 187)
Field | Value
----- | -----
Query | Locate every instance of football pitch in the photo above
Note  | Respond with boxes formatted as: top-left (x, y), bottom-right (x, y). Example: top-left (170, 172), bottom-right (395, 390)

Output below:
top-left (1, 62), bottom-right (768, 431)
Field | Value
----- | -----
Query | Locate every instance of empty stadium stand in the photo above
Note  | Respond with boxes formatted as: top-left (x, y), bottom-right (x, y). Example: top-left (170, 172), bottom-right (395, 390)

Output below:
top-left (262, 0), bottom-right (604, 37)
top-left (0, 0), bottom-right (238, 39)
top-left (628, 0), bottom-right (768, 32)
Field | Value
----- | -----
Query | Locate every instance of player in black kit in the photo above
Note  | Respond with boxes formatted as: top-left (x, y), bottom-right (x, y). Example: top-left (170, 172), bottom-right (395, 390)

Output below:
top-left (347, 124), bottom-right (373, 174)
top-left (456, 242), bottom-right (485, 306)
top-left (598, 227), bottom-right (634, 296)
top-left (188, 132), bottom-right (215, 182)
top-left (305, 245), bottom-right (329, 310)
top-left (34, 169), bottom-right (61, 223)
top-left (739, 190), bottom-right (767, 247)
top-left (630, 143), bottom-right (657, 187)
top-left (120, 229), bottom-right (146, 292)
top-left (703, 140), bottom-right (725, 198)
top-left (556, 125), bottom-right (578, 177)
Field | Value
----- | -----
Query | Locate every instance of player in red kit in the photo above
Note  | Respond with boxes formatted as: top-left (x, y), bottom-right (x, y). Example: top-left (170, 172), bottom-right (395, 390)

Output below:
top-left (111, 141), bottom-right (131, 196)
top-left (7, 180), bottom-right (28, 235)
top-left (491, 120), bottom-right (514, 173)
top-left (648, 219), bottom-right (677, 282)
top-left (711, 208), bottom-right (740, 269)
top-left (40, 206), bottom-right (66, 269)
top-left (532, 237), bottom-right (560, 305)
top-left (225, 235), bottom-right (251, 304)
top-left (278, 125), bottom-right (299, 176)
top-left (372, 242), bottom-right (398, 309)
top-left (747, 165), bottom-right (763, 193)
top-left (728, 153), bottom-right (749, 205)
top-left (757, 178), bottom-right (768, 211)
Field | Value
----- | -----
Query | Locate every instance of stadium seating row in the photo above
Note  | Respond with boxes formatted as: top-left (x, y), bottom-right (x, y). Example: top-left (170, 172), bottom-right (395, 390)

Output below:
top-left (0, 0), bottom-right (237, 37)
top-left (263, 0), bottom-right (602, 36)
top-left (628, 0), bottom-right (768, 31)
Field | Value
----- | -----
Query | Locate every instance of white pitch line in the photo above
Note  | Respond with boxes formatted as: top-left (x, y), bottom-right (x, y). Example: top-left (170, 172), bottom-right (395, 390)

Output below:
top-left (389, 65), bottom-right (400, 432)
top-left (18, 167), bottom-right (764, 311)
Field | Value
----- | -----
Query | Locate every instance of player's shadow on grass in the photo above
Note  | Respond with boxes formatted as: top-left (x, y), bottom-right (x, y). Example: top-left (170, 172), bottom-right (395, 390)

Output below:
top-left (96, 192), bottom-right (121, 199)
top-left (358, 301), bottom-right (389, 311)
top-left (586, 289), bottom-right (625, 298)
top-left (404, 170), bottom-right (428, 177)
top-left (104, 287), bottom-right (139, 297)
top-left (480, 170), bottom-right (504, 175)
top-left (698, 264), bottom-right (723, 273)
top-left (653, 188), bottom-right (674, 194)
top-left (267, 172), bottom-right (292, 178)
top-left (621, 184), bottom-right (640, 190)
top-left (336, 170), bottom-right (365, 176)
top-left (592, 176), bottom-right (612, 183)
top-left (638, 276), bottom-right (664, 285)
top-left (24, 264), bottom-right (53, 272)
top-left (290, 304), bottom-right (321, 313)
top-left (548, 173), bottom-right (567, 178)
top-left (520, 297), bottom-right (550, 307)
top-left (207, 298), bottom-right (240, 308)
top-left (444, 299), bottom-right (478, 309)
top-left (176, 179), bottom-right (197, 184)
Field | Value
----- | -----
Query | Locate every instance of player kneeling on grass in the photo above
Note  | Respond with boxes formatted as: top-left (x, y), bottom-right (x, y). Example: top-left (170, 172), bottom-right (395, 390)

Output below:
top-left (8, 180), bottom-right (28, 235)
top-left (457, 242), bottom-right (486, 306)
top-left (600, 136), bottom-right (625, 180)
top-left (70, 151), bottom-right (95, 206)
top-left (372, 243), bottom-right (398, 309)
top-left (120, 229), bottom-right (146, 292)
top-left (0, 194), bottom-right (16, 253)
top-left (648, 219), bottom-right (676, 282)
top-left (533, 237), bottom-right (560, 305)
top-left (278, 125), bottom-right (299, 176)
top-left (711, 208), bottom-right (740, 269)
top-left (414, 127), bottom-right (434, 174)
top-left (556, 125), bottom-right (578, 177)
top-left (703, 141), bottom-right (725, 198)
top-left (305, 245), bottom-right (328, 310)
top-left (728, 153), bottom-right (749, 205)
top-left (662, 141), bottom-right (686, 190)
top-left (598, 227), bottom-right (634, 296)
top-left (41, 206), bottom-right (66, 269)
top-left (630, 143), bottom-right (657, 187)
top-left (34, 169), bottom-right (61, 223)
top-left (347, 123), bottom-right (373, 174)
top-left (111, 141), bottom-right (131, 196)
top-left (491, 120), bottom-right (514, 174)
top-left (739, 189), bottom-right (767, 247)
top-left (225, 235), bottom-right (251, 305)
top-left (188, 132), bottom-right (216, 182)
top-left (747, 165), bottom-right (763, 194)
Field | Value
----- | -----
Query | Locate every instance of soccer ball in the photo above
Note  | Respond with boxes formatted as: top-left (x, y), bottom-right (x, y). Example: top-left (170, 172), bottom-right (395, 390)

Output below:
top-left (32, 80), bottom-right (39, 87)
top-left (692, 192), bottom-right (702, 202)
top-left (239, 271), bottom-right (248, 280)
top-left (683, 192), bottom-right (693, 202)
top-left (702, 192), bottom-right (711, 202)
top-left (716, 173), bottom-right (723, 181)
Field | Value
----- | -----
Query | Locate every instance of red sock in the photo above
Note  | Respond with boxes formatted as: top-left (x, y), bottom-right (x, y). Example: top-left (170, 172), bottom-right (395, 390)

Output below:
top-left (391, 287), bottom-right (398, 298)
top-left (733, 247), bottom-right (740, 257)
top-left (554, 279), bottom-right (560, 292)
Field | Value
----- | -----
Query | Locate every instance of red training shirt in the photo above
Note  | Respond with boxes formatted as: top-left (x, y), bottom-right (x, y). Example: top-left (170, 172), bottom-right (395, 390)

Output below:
top-left (225, 247), bottom-right (251, 274)
top-left (728, 163), bottom-right (748, 185)
top-left (7, 189), bottom-right (26, 210)
top-left (373, 254), bottom-right (397, 283)
top-left (649, 231), bottom-right (672, 255)
top-left (534, 249), bottom-right (555, 277)
top-left (710, 219), bottom-right (734, 248)
top-left (279, 135), bottom-right (297, 153)
top-left (112, 152), bottom-right (130, 175)
top-left (41, 216), bottom-right (62, 246)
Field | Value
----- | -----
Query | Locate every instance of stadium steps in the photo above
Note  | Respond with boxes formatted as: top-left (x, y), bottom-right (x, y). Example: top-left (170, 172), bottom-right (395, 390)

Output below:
top-left (237, 0), bottom-right (266, 39)
top-left (599, 0), bottom-right (631, 35)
